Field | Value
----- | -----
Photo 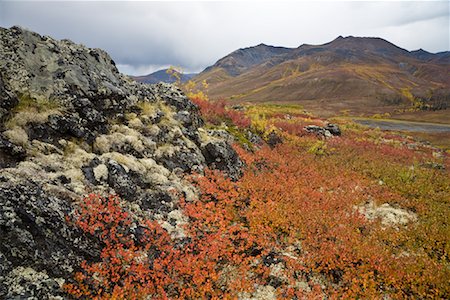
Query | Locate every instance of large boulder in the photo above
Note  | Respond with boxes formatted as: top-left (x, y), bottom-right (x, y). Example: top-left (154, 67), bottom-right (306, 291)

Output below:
top-left (202, 140), bottom-right (243, 180)
top-left (304, 123), bottom-right (341, 138)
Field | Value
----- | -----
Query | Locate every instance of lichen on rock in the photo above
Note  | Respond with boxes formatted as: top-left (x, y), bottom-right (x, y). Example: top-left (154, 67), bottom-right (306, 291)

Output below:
top-left (0, 25), bottom-right (243, 298)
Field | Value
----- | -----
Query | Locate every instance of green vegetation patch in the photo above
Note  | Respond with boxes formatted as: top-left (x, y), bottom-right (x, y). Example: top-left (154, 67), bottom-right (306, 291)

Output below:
top-left (14, 93), bottom-right (60, 113)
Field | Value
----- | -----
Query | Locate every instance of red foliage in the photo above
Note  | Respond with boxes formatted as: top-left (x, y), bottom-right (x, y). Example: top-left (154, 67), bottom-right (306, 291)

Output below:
top-left (230, 143), bottom-right (448, 298)
top-left (64, 194), bottom-right (174, 299)
top-left (66, 132), bottom-right (449, 298)
top-left (65, 191), bottom-right (274, 299)
top-left (190, 96), bottom-right (251, 128)
top-left (273, 120), bottom-right (308, 137)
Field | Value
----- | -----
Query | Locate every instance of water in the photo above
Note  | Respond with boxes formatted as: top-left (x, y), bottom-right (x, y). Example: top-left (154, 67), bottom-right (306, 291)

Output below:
top-left (354, 119), bottom-right (450, 133)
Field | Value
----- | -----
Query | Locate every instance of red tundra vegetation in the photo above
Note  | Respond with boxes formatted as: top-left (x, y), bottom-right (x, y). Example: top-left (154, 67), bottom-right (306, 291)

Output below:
top-left (65, 100), bottom-right (449, 299)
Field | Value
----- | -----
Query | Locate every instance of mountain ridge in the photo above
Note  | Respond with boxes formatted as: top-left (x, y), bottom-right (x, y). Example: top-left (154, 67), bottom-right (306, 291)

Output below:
top-left (193, 36), bottom-right (450, 117)
top-left (133, 69), bottom-right (197, 84)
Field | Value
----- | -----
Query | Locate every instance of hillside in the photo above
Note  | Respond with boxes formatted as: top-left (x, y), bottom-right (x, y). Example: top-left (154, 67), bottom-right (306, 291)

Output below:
top-left (0, 26), bottom-right (241, 298)
top-left (194, 36), bottom-right (450, 117)
top-left (133, 69), bottom-right (197, 84)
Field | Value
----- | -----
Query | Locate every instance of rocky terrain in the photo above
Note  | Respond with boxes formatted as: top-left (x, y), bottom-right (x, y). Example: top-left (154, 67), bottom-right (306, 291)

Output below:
top-left (0, 26), bottom-right (242, 298)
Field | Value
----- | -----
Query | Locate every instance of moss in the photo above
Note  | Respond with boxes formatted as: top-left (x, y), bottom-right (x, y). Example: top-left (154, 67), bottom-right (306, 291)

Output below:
top-left (128, 117), bottom-right (144, 129)
top-left (5, 93), bottom-right (62, 129)
top-left (225, 126), bottom-right (253, 149)
top-left (93, 164), bottom-right (108, 182)
top-left (137, 101), bottom-right (157, 116)
top-left (93, 125), bottom-right (156, 155)
top-left (14, 93), bottom-right (60, 113)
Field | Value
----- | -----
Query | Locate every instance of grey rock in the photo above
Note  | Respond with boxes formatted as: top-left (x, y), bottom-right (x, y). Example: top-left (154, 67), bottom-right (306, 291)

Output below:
top-left (159, 149), bottom-right (205, 173)
top-left (325, 123), bottom-right (341, 136)
top-left (304, 124), bottom-right (341, 138)
top-left (304, 125), bottom-right (331, 138)
top-left (81, 157), bottom-right (102, 185)
top-left (27, 119), bottom-right (95, 146)
top-left (247, 131), bottom-right (264, 146)
top-left (0, 134), bottom-right (26, 168)
top-left (72, 97), bottom-right (108, 130)
top-left (207, 129), bottom-right (235, 144)
top-left (174, 110), bottom-right (193, 127)
top-left (0, 26), bottom-right (155, 111)
top-left (0, 75), bottom-right (18, 124)
top-left (0, 178), bottom-right (100, 299)
top-left (202, 140), bottom-right (243, 180)
top-left (0, 25), bottom-right (244, 298)
top-left (266, 131), bottom-right (283, 148)
top-left (154, 83), bottom-right (200, 116)
top-left (138, 190), bottom-right (174, 213)
top-left (107, 160), bottom-right (137, 199)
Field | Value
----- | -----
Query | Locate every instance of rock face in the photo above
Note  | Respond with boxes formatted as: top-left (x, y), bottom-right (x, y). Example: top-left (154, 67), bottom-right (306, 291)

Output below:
top-left (0, 26), bottom-right (242, 298)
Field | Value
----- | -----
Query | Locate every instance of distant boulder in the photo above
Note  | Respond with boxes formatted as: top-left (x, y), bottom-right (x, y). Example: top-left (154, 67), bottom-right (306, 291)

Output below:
top-left (304, 123), bottom-right (341, 138)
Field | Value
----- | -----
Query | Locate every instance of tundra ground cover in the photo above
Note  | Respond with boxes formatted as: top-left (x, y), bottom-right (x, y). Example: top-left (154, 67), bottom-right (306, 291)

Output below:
top-left (66, 97), bottom-right (449, 299)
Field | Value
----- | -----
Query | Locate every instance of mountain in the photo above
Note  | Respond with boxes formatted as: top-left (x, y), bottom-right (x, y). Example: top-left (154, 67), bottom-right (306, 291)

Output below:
top-left (203, 43), bottom-right (293, 76)
top-left (0, 26), bottom-right (240, 298)
top-left (194, 36), bottom-right (450, 116)
top-left (133, 69), bottom-right (197, 84)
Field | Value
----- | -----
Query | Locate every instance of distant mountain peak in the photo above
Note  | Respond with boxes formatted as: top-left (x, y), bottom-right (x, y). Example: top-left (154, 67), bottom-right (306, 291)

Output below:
top-left (206, 43), bottom-right (293, 76)
top-left (412, 48), bottom-right (431, 54)
top-left (132, 68), bottom-right (197, 84)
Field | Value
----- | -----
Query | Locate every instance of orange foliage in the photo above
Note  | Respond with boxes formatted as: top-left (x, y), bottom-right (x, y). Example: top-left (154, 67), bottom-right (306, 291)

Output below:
top-left (64, 194), bottom-right (174, 299)
top-left (233, 143), bottom-right (448, 298)
top-left (66, 100), bottom-right (449, 299)
top-left (65, 191), bottom-right (274, 299)
top-left (190, 96), bottom-right (251, 128)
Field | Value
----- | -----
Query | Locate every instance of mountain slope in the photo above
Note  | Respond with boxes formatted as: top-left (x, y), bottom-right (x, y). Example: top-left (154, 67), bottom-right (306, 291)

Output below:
top-left (133, 69), bottom-right (197, 84)
top-left (195, 36), bottom-right (450, 116)
top-left (203, 43), bottom-right (293, 77)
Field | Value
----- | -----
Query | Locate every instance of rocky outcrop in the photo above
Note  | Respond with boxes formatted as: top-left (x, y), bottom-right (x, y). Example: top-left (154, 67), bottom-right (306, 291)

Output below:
top-left (202, 140), bottom-right (243, 179)
top-left (0, 26), bottom-right (242, 298)
top-left (304, 123), bottom-right (341, 138)
top-left (0, 134), bottom-right (26, 168)
top-left (0, 76), bottom-right (18, 125)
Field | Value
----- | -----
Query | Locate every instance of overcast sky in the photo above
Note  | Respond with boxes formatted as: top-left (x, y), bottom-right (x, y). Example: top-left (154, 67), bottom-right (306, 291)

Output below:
top-left (1, 1), bottom-right (448, 75)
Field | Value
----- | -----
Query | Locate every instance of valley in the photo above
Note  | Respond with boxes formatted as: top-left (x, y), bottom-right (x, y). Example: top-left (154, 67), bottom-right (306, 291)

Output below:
top-left (187, 36), bottom-right (449, 126)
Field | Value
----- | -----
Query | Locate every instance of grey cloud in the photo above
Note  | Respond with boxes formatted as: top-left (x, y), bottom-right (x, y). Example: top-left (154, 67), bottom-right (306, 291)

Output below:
top-left (1, 1), bottom-right (448, 75)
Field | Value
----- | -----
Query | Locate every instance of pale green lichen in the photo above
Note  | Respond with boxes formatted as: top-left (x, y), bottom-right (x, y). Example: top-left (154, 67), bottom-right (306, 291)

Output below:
top-left (3, 126), bottom-right (29, 147)
top-left (4, 266), bottom-right (64, 299)
top-left (93, 124), bottom-right (156, 155)
top-left (93, 164), bottom-right (108, 182)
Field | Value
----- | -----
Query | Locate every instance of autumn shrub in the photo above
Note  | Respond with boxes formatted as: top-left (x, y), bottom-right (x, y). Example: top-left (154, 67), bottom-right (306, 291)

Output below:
top-left (189, 95), bottom-right (251, 128)
top-left (64, 194), bottom-right (175, 299)
top-left (66, 101), bottom-right (449, 299)
top-left (272, 120), bottom-right (307, 137)
top-left (234, 142), bottom-right (449, 298)
top-left (65, 190), bottom-right (275, 299)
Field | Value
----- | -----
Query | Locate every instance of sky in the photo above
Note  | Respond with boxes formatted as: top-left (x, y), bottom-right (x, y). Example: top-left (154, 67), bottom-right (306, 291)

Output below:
top-left (0, 1), bottom-right (449, 76)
